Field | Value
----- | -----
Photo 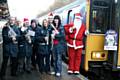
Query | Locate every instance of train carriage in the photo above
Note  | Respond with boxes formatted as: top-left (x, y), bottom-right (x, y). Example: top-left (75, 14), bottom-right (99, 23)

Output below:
top-left (46, 0), bottom-right (120, 79)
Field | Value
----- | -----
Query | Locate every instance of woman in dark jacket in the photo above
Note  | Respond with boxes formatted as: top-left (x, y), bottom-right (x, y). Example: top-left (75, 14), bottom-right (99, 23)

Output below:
top-left (37, 19), bottom-right (52, 73)
top-left (51, 15), bottom-right (66, 76)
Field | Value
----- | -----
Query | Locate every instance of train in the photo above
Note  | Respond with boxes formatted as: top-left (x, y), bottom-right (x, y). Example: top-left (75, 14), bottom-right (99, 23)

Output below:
top-left (39, 0), bottom-right (120, 79)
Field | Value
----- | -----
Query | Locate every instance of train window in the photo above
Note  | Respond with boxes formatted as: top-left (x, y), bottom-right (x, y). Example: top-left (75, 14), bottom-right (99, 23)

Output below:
top-left (61, 12), bottom-right (67, 25)
top-left (89, 1), bottom-right (110, 34)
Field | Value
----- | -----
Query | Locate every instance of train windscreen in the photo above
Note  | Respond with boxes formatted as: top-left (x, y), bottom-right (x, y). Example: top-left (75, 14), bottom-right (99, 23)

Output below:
top-left (89, 0), bottom-right (110, 34)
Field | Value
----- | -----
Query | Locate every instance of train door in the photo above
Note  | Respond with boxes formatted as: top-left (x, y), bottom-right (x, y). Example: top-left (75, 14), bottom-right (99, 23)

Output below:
top-left (116, 0), bottom-right (120, 69)
top-left (85, 0), bottom-right (114, 71)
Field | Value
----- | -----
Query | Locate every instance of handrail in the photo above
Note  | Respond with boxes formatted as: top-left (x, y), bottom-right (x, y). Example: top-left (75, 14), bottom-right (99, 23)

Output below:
top-left (0, 33), bottom-right (2, 44)
top-left (0, 41), bottom-right (3, 44)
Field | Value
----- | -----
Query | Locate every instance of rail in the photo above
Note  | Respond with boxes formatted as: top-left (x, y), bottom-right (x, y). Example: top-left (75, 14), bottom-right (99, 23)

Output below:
top-left (0, 31), bottom-right (2, 44)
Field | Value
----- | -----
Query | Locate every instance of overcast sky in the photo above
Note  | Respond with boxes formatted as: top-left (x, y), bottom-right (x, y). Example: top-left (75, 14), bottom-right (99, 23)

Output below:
top-left (8, 0), bottom-right (55, 20)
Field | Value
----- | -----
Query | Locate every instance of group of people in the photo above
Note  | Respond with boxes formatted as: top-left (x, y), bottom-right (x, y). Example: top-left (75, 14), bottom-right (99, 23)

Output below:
top-left (0, 12), bottom-right (87, 80)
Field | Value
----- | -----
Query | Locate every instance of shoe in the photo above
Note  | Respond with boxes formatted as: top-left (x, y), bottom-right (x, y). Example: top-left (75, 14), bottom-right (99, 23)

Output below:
top-left (0, 76), bottom-right (5, 80)
top-left (56, 73), bottom-right (61, 77)
top-left (67, 70), bottom-right (73, 74)
top-left (50, 71), bottom-right (55, 75)
top-left (11, 73), bottom-right (17, 77)
top-left (74, 71), bottom-right (79, 75)
top-left (26, 70), bottom-right (32, 74)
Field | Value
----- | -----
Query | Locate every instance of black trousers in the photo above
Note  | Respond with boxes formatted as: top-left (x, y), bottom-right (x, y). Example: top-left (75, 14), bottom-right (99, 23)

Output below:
top-left (31, 46), bottom-right (37, 68)
top-left (50, 50), bottom-right (54, 67)
top-left (37, 53), bottom-right (50, 73)
top-left (0, 56), bottom-right (18, 76)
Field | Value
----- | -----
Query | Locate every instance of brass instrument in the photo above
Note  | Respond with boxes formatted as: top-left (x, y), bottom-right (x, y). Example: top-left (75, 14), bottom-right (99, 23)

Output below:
top-left (8, 26), bottom-right (17, 44)
top-left (50, 24), bottom-right (59, 50)
top-left (25, 30), bottom-right (32, 44)
top-left (51, 24), bottom-right (59, 34)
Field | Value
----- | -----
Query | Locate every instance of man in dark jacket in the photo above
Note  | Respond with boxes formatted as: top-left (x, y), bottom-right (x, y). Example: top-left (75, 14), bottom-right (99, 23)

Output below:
top-left (48, 13), bottom-right (54, 68)
top-left (30, 19), bottom-right (41, 70)
top-left (17, 18), bottom-right (34, 74)
top-left (0, 17), bottom-right (20, 79)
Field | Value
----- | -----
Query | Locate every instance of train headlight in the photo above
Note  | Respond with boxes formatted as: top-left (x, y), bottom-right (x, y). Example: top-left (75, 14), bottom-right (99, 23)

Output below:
top-left (96, 53), bottom-right (101, 58)
top-left (91, 51), bottom-right (107, 60)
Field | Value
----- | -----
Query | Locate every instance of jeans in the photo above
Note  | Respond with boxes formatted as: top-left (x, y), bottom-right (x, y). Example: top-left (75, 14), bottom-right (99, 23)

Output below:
top-left (53, 45), bottom-right (62, 73)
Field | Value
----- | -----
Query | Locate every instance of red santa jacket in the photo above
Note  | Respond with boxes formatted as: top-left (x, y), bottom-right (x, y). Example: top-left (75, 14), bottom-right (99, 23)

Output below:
top-left (64, 22), bottom-right (86, 49)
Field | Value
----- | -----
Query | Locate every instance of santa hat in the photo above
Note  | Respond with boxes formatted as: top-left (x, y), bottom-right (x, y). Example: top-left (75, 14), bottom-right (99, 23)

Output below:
top-left (23, 18), bottom-right (29, 22)
top-left (74, 13), bottom-right (83, 20)
top-left (48, 12), bottom-right (53, 19)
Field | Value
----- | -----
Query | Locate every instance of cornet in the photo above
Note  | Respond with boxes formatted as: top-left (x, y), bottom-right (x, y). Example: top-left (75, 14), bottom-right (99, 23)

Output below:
top-left (51, 24), bottom-right (59, 34)
top-left (8, 26), bottom-right (18, 44)
top-left (25, 32), bottom-right (32, 44)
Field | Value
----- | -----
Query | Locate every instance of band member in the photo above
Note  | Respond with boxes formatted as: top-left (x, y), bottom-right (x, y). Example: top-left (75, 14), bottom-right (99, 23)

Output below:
top-left (0, 17), bottom-right (20, 79)
top-left (48, 13), bottom-right (54, 68)
top-left (37, 19), bottom-right (52, 73)
top-left (48, 13), bottom-right (54, 25)
top-left (18, 18), bottom-right (33, 74)
top-left (64, 13), bottom-right (86, 74)
top-left (51, 15), bottom-right (66, 76)
top-left (30, 19), bottom-right (41, 70)
top-left (31, 19), bottom-right (38, 70)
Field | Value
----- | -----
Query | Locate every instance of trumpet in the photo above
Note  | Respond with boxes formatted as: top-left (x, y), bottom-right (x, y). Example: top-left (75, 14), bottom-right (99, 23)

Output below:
top-left (24, 30), bottom-right (35, 44)
top-left (25, 32), bottom-right (32, 44)
top-left (50, 24), bottom-right (59, 50)
top-left (51, 24), bottom-right (59, 34)
top-left (8, 26), bottom-right (17, 44)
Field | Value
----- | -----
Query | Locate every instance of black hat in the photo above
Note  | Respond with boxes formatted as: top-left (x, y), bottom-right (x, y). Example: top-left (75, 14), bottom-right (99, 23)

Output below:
top-left (31, 19), bottom-right (37, 24)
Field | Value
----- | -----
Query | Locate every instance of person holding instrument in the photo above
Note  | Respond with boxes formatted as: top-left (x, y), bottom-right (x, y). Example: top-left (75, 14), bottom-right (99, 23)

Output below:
top-left (0, 17), bottom-right (20, 80)
top-left (51, 15), bottom-right (66, 77)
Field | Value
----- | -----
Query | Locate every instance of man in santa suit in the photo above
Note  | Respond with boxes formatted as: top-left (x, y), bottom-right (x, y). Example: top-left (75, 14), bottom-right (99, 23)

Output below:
top-left (64, 13), bottom-right (87, 74)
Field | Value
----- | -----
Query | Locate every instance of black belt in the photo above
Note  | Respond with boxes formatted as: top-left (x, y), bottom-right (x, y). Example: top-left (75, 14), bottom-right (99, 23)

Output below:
top-left (39, 43), bottom-right (48, 45)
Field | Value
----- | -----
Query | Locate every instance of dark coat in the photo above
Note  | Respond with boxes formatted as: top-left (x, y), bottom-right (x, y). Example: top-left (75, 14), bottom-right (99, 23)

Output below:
top-left (52, 25), bottom-right (66, 54)
top-left (2, 25), bottom-right (20, 57)
top-left (30, 26), bottom-right (42, 54)
top-left (36, 26), bottom-right (52, 55)
top-left (18, 27), bottom-right (33, 57)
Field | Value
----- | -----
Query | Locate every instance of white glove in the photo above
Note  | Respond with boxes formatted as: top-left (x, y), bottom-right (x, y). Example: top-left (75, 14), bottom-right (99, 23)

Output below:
top-left (69, 27), bottom-right (73, 33)
top-left (85, 30), bottom-right (89, 35)
top-left (52, 30), bottom-right (59, 34)
top-left (45, 36), bottom-right (48, 41)
top-left (12, 36), bottom-right (16, 41)
top-left (69, 26), bottom-right (76, 33)
top-left (51, 34), bottom-right (55, 39)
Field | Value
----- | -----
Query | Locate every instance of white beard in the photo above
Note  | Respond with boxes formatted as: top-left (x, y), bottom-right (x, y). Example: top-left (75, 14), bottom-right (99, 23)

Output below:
top-left (74, 19), bottom-right (82, 32)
